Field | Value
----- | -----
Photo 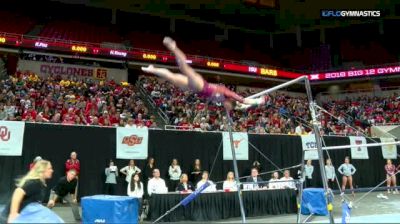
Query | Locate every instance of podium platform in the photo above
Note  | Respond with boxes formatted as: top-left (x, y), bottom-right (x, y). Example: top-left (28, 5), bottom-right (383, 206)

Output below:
top-left (81, 195), bottom-right (139, 224)
top-left (11, 203), bottom-right (64, 223)
top-left (301, 188), bottom-right (330, 216)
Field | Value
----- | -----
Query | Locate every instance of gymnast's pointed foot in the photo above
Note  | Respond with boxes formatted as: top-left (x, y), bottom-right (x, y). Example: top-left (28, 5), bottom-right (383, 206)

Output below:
top-left (235, 102), bottom-right (251, 110)
top-left (163, 36), bottom-right (177, 50)
top-left (141, 64), bottom-right (155, 73)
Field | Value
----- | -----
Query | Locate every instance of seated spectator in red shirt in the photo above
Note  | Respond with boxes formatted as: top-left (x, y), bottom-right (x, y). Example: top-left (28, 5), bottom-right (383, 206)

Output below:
top-left (65, 151), bottom-right (80, 176)
top-left (62, 108), bottom-right (77, 125)
top-left (22, 107), bottom-right (37, 121)
top-left (85, 98), bottom-right (98, 116)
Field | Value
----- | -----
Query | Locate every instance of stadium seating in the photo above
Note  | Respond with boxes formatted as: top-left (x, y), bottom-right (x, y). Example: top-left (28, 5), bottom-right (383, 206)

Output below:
top-left (0, 11), bottom-right (36, 34)
top-left (39, 20), bottom-right (121, 43)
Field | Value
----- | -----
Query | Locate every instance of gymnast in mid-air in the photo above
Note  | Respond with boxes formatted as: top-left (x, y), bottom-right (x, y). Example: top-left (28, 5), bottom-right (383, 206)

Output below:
top-left (141, 37), bottom-right (267, 110)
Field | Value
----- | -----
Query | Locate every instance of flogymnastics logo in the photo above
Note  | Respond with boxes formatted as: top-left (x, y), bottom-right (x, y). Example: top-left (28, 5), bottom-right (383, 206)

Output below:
top-left (321, 10), bottom-right (381, 18)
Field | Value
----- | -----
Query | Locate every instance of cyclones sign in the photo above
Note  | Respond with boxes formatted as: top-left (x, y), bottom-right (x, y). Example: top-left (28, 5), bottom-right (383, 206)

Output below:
top-left (17, 60), bottom-right (128, 83)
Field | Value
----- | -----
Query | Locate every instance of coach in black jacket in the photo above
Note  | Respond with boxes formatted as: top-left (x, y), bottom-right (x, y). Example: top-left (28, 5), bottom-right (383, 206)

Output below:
top-left (175, 173), bottom-right (195, 192)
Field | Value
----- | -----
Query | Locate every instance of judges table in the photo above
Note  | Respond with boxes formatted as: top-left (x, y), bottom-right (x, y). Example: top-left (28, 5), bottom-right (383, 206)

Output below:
top-left (148, 189), bottom-right (297, 222)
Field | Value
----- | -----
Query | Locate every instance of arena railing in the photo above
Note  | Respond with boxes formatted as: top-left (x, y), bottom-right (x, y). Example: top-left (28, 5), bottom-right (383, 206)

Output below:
top-left (135, 80), bottom-right (169, 124)
top-left (164, 125), bottom-right (367, 137)
top-left (21, 121), bottom-right (163, 130)
top-left (374, 123), bottom-right (400, 126)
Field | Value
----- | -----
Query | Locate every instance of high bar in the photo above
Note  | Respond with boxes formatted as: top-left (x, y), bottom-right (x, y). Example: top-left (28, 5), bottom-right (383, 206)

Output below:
top-left (245, 76), bottom-right (308, 99)
top-left (305, 141), bottom-right (400, 151)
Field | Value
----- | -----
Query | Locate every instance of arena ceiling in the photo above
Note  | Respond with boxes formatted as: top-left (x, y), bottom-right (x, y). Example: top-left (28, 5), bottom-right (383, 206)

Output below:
top-left (48, 0), bottom-right (397, 34)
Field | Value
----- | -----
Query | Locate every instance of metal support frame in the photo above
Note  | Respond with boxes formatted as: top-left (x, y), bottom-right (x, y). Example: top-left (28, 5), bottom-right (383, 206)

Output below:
top-left (246, 76), bottom-right (334, 224)
top-left (304, 78), bottom-right (335, 224)
top-left (155, 75), bottom-right (339, 224)
top-left (225, 107), bottom-right (247, 223)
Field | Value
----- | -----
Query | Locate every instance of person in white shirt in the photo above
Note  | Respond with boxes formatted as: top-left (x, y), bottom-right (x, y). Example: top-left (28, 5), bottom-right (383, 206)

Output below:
top-left (280, 170), bottom-right (296, 190)
top-left (304, 160), bottom-right (314, 188)
top-left (295, 124), bottom-right (303, 135)
top-left (104, 160), bottom-right (118, 195)
top-left (127, 174), bottom-right (144, 198)
top-left (196, 171), bottom-right (216, 192)
top-left (147, 169), bottom-right (168, 196)
top-left (120, 160), bottom-right (142, 183)
top-left (168, 159), bottom-right (182, 192)
top-left (325, 159), bottom-right (336, 189)
top-left (223, 171), bottom-right (238, 191)
top-left (125, 118), bottom-right (137, 128)
top-left (268, 172), bottom-right (282, 190)
top-left (127, 174), bottom-right (144, 218)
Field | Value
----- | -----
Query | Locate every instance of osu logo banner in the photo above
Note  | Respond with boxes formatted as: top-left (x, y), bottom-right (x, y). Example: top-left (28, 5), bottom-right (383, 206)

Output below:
top-left (222, 132), bottom-right (248, 160)
top-left (116, 127), bottom-right (148, 159)
top-left (301, 134), bottom-right (319, 160)
top-left (349, 136), bottom-right (369, 159)
top-left (0, 121), bottom-right (25, 156)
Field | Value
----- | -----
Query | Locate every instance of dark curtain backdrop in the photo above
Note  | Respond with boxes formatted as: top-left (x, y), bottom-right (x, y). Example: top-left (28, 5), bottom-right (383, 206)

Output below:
top-left (0, 124), bottom-right (394, 203)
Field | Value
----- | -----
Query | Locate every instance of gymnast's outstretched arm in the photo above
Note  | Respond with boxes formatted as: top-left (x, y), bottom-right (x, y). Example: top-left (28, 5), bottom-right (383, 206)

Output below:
top-left (8, 188), bottom-right (25, 223)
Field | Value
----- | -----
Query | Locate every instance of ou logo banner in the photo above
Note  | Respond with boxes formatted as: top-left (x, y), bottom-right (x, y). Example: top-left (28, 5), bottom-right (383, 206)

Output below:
top-left (0, 126), bottom-right (11, 141)
top-left (0, 121), bottom-right (25, 156)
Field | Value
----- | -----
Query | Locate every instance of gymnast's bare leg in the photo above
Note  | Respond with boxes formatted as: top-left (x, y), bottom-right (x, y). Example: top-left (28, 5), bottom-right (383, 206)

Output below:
top-left (141, 65), bottom-right (189, 91)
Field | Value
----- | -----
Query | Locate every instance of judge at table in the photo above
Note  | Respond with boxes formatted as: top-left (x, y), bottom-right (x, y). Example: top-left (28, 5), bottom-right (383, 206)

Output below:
top-left (176, 173), bottom-right (195, 192)
top-left (244, 168), bottom-right (265, 190)
top-left (196, 171), bottom-right (217, 192)
top-left (147, 169), bottom-right (168, 196)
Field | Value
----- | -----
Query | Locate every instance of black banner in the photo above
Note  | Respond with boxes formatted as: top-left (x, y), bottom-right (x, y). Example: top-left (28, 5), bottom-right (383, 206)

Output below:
top-left (0, 124), bottom-right (388, 203)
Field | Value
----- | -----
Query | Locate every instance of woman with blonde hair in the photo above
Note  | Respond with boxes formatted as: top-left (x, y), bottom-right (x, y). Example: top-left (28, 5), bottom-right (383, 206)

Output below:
top-left (1, 160), bottom-right (54, 223)
top-left (176, 173), bottom-right (195, 192)
top-left (223, 171), bottom-right (238, 191)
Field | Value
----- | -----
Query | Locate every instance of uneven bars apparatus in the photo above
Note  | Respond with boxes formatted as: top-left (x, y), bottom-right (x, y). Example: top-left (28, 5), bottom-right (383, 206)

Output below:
top-left (225, 107), bottom-right (247, 223)
top-left (245, 75), bottom-right (335, 224)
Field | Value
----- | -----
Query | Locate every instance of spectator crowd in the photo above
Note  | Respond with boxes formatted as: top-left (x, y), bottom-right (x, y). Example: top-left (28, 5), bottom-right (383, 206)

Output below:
top-left (0, 71), bottom-right (157, 128)
top-left (1, 70), bottom-right (399, 137)
top-left (140, 76), bottom-right (400, 136)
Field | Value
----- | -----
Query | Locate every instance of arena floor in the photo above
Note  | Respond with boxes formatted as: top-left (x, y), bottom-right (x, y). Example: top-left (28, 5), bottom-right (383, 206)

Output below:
top-left (47, 191), bottom-right (400, 223)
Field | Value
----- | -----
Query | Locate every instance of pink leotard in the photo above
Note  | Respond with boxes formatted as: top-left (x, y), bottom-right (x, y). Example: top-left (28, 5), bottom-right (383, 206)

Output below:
top-left (199, 81), bottom-right (244, 103)
top-left (385, 164), bottom-right (396, 176)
